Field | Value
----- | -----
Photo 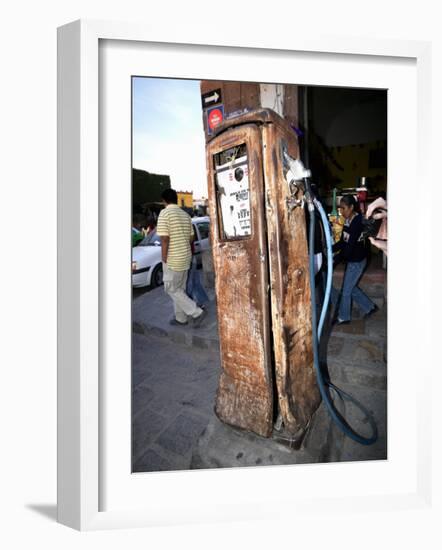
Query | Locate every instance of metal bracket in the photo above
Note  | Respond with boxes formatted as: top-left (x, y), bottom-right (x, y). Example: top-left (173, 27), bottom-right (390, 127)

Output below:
top-left (281, 148), bottom-right (308, 212)
top-left (285, 181), bottom-right (305, 211)
top-left (286, 195), bottom-right (304, 211)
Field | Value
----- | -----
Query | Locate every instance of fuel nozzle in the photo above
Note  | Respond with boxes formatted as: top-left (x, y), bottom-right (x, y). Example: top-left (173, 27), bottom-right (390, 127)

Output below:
top-left (283, 151), bottom-right (311, 184)
top-left (283, 151), bottom-right (313, 211)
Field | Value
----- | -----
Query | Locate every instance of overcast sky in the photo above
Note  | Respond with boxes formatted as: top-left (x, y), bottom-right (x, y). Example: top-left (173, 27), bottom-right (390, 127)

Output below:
top-left (132, 77), bottom-right (208, 199)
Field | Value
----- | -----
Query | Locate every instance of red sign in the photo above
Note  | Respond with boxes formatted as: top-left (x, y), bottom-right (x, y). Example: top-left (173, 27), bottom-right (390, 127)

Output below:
top-left (207, 105), bottom-right (224, 134)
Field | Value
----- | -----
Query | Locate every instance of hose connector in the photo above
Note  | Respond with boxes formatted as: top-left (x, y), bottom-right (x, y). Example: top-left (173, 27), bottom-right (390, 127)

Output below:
top-left (283, 152), bottom-right (311, 181)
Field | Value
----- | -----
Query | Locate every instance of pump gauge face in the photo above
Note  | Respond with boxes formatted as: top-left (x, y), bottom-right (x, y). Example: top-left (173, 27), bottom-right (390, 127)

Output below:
top-left (214, 148), bottom-right (251, 238)
top-left (234, 167), bottom-right (244, 182)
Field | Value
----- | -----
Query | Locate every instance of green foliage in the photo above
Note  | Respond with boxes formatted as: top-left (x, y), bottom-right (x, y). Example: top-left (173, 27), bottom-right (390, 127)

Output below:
top-left (133, 168), bottom-right (171, 212)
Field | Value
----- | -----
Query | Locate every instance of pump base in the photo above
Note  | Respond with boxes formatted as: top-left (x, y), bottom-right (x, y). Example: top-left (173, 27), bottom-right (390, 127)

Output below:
top-left (272, 425), bottom-right (307, 450)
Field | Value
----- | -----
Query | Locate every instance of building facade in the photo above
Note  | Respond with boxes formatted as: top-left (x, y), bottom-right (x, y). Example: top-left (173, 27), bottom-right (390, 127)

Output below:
top-left (176, 190), bottom-right (193, 209)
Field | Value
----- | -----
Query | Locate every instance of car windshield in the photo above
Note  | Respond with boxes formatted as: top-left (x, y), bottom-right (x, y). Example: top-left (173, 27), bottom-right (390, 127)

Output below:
top-left (139, 231), bottom-right (161, 246)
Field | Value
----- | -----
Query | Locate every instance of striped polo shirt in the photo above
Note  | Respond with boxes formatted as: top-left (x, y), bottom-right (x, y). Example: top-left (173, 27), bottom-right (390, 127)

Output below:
top-left (156, 204), bottom-right (193, 271)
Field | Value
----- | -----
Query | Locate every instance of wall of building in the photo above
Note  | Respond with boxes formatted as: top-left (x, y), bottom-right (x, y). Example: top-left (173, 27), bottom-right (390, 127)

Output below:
top-left (326, 140), bottom-right (387, 194)
top-left (177, 191), bottom-right (193, 209)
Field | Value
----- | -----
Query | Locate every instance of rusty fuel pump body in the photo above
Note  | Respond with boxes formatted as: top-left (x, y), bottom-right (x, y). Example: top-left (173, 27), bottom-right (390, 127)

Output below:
top-left (206, 109), bottom-right (321, 444)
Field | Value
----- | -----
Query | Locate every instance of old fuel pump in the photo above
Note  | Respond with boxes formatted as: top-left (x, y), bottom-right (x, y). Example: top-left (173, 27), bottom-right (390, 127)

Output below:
top-left (206, 109), bottom-right (321, 444)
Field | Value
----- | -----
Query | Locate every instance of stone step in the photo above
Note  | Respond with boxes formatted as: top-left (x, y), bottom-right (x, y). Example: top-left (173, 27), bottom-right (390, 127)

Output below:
top-left (303, 382), bottom-right (386, 463)
top-left (345, 297), bottom-right (385, 318)
top-left (331, 383), bottom-right (387, 462)
top-left (327, 360), bottom-right (387, 392)
top-left (333, 267), bottom-right (386, 285)
top-left (191, 415), bottom-right (318, 469)
top-left (133, 318), bottom-right (220, 351)
top-left (302, 400), bottom-right (343, 462)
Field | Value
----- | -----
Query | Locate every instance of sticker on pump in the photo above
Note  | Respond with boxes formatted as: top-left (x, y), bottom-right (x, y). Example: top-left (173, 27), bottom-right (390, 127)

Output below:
top-left (207, 105), bottom-right (224, 135)
top-left (215, 154), bottom-right (251, 238)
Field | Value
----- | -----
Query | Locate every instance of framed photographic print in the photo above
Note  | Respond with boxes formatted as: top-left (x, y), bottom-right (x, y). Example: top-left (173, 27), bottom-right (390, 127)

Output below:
top-left (57, 19), bottom-right (432, 530)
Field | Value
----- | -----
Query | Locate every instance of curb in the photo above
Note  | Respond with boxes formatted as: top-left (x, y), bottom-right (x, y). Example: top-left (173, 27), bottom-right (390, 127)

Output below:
top-left (133, 320), bottom-right (220, 352)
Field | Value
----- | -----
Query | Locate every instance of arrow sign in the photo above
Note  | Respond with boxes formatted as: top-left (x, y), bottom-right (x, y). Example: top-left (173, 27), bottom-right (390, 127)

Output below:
top-left (205, 91), bottom-right (219, 104)
top-left (202, 88), bottom-right (222, 108)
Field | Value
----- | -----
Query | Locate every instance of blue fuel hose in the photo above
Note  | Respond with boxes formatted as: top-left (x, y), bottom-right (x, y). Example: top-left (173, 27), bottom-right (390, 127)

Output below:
top-left (313, 196), bottom-right (332, 341)
top-left (306, 182), bottom-right (378, 446)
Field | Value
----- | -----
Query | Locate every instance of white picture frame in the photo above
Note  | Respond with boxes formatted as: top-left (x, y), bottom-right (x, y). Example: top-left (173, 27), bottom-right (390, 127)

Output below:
top-left (57, 19), bottom-right (433, 531)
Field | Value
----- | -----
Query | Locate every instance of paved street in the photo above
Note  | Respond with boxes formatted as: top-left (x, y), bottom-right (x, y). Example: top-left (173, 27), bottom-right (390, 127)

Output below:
top-left (132, 331), bottom-right (220, 472)
top-left (132, 268), bottom-right (387, 472)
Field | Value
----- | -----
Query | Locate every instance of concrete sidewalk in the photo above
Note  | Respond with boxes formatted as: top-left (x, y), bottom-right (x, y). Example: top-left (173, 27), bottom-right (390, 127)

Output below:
top-left (133, 286), bottom-right (219, 351)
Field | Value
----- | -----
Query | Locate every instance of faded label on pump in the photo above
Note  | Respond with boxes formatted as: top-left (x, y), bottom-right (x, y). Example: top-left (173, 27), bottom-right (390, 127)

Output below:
top-left (215, 154), bottom-right (251, 238)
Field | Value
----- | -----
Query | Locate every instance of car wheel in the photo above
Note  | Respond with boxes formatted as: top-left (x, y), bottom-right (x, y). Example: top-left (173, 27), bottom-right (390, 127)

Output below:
top-left (150, 264), bottom-right (163, 288)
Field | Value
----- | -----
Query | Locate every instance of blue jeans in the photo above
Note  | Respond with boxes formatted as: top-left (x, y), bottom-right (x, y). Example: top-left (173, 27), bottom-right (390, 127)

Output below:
top-left (332, 258), bottom-right (375, 322)
top-left (186, 256), bottom-right (209, 306)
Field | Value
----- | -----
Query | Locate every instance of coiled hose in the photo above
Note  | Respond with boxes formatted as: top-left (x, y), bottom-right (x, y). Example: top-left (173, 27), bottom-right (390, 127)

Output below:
top-left (306, 181), bottom-right (378, 446)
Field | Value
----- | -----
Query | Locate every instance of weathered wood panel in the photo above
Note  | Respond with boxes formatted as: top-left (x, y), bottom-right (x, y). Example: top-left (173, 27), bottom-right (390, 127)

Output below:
top-left (206, 124), bottom-right (273, 437)
top-left (223, 81), bottom-right (242, 113)
top-left (240, 82), bottom-right (261, 111)
top-left (262, 114), bottom-right (320, 437)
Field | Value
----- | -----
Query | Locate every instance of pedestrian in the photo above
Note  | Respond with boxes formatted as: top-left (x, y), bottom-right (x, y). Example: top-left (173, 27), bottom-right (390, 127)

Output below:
top-left (186, 235), bottom-right (209, 308)
top-left (366, 196), bottom-right (388, 255)
top-left (331, 194), bottom-right (377, 325)
top-left (156, 188), bottom-right (207, 327)
top-left (132, 213), bottom-right (147, 246)
top-left (143, 216), bottom-right (157, 238)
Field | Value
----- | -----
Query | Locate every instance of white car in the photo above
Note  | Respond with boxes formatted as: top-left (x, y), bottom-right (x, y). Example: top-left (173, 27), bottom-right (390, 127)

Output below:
top-left (132, 216), bottom-right (210, 288)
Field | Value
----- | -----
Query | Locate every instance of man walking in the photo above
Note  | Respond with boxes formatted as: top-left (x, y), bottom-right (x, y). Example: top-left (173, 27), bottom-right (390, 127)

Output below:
top-left (156, 188), bottom-right (207, 327)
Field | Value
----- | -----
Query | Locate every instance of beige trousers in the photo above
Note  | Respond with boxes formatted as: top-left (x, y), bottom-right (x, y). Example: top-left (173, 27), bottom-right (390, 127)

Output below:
top-left (163, 263), bottom-right (202, 323)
